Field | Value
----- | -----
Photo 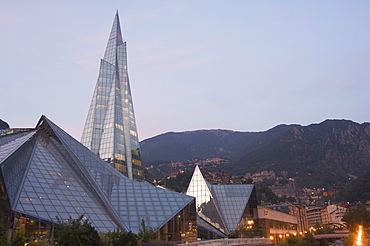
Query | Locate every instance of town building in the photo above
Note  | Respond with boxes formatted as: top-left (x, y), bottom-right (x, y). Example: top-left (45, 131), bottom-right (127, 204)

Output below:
top-left (326, 204), bottom-right (348, 227)
top-left (269, 204), bottom-right (308, 233)
top-left (306, 207), bottom-right (325, 228)
top-left (186, 166), bottom-right (258, 239)
top-left (0, 116), bottom-right (197, 243)
top-left (81, 12), bottom-right (143, 181)
top-left (257, 207), bottom-right (298, 239)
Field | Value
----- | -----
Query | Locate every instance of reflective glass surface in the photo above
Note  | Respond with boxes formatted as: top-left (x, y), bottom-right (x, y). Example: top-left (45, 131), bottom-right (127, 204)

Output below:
top-left (211, 184), bottom-right (253, 231)
top-left (81, 12), bottom-right (143, 181)
top-left (0, 116), bottom-right (195, 235)
top-left (49, 116), bottom-right (195, 233)
top-left (186, 166), bottom-right (256, 235)
top-left (1, 132), bottom-right (36, 206)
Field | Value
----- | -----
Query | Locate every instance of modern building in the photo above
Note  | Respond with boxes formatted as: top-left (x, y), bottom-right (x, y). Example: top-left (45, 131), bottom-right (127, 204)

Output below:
top-left (186, 165), bottom-right (258, 239)
top-left (257, 207), bottom-right (298, 244)
top-left (0, 116), bottom-right (197, 243)
top-left (268, 204), bottom-right (308, 234)
top-left (81, 12), bottom-right (143, 181)
top-left (306, 207), bottom-right (325, 228)
top-left (313, 204), bottom-right (348, 230)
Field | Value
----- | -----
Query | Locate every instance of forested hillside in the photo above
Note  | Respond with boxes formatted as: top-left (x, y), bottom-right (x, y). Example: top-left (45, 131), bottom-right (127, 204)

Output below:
top-left (140, 120), bottom-right (370, 189)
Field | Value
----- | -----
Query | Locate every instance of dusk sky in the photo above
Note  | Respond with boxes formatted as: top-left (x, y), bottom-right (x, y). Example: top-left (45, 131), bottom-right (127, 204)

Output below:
top-left (1, 1), bottom-right (369, 141)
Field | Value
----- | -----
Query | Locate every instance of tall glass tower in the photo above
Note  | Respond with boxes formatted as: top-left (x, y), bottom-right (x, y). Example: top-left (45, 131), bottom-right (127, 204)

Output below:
top-left (81, 11), bottom-right (144, 181)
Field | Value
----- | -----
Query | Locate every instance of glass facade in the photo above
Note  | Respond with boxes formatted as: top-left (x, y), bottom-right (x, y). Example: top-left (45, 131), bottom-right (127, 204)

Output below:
top-left (81, 12), bottom-right (143, 181)
top-left (0, 116), bottom-right (197, 243)
top-left (186, 166), bottom-right (258, 238)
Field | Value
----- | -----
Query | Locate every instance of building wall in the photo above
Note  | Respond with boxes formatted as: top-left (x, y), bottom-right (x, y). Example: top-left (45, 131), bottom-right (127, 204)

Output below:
top-left (326, 204), bottom-right (347, 226)
top-left (257, 207), bottom-right (298, 236)
top-left (289, 205), bottom-right (308, 233)
top-left (159, 200), bottom-right (197, 243)
top-left (306, 207), bottom-right (324, 228)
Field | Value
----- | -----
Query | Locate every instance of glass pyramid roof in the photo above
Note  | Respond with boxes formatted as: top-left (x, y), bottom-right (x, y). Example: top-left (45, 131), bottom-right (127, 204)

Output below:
top-left (210, 184), bottom-right (253, 231)
top-left (186, 165), bottom-right (255, 235)
top-left (0, 115), bottom-right (195, 233)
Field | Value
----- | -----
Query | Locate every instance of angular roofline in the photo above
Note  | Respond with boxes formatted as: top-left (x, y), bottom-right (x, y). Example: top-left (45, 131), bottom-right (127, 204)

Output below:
top-left (38, 115), bottom-right (128, 231)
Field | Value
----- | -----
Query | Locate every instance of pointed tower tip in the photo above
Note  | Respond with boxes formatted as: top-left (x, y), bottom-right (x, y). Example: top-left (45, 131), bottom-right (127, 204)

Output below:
top-left (116, 9), bottom-right (119, 16)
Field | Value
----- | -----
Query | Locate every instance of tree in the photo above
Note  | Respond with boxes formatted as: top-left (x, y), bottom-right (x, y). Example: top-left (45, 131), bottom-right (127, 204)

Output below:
top-left (56, 215), bottom-right (102, 246)
top-left (278, 233), bottom-right (319, 246)
top-left (0, 221), bottom-right (9, 246)
top-left (28, 241), bottom-right (50, 246)
top-left (106, 229), bottom-right (138, 246)
top-left (228, 226), bottom-right (264, 238)
top-left (315, 224), bottom-right (334, 235)
top-left (279, 236), bottom-right (303, 246)
top-left (138, 219), bottom-right (157, 243)
top-left (10, 227), bottom-right (26, 246)
top-left (98, 232), bottom-right (110, 246)
top-left (343, 232), bottom-right (355, 246)
top-left (341, 205), bottom-right (370, 232)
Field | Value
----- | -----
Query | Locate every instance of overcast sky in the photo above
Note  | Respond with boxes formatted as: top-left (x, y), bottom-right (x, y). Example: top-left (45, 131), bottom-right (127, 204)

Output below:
top-left (1, 1), bottom-right (369, 141)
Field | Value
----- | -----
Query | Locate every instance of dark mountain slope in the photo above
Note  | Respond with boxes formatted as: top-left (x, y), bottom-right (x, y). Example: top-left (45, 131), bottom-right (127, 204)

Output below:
top-left (341, 169), bottom-right (370, 202)
top-left (140, 124), bottom-right (295, 165)
top-left (230, 120), bottom-right (370, 188)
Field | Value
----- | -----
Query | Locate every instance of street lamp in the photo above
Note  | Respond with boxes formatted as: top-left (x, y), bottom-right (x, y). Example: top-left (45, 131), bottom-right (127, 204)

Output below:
top-left (356, 225), bottom-right (363, 246)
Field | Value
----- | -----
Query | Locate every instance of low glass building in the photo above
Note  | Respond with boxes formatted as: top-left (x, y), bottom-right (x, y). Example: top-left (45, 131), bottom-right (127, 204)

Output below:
top-left (186, 166), bottom-right (258, 239)
top-left (0, 116), bottom-right (196, 243)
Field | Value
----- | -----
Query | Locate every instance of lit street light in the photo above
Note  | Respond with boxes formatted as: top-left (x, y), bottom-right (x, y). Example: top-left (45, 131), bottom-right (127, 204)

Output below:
top-left (355, 225), bottom-right (363, 246)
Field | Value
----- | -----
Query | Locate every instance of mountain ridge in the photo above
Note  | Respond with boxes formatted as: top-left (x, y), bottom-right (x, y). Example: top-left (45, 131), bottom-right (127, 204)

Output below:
top-left (140, 119), bottom-right (370, 189)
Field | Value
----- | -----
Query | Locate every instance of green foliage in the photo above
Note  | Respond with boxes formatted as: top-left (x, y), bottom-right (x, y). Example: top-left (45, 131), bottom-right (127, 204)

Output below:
top-left (55, 215), bottom-right (102, 246)
top-left (138, 219), bottom-right (157, 243)
top-left (341, 205), bottom-right (370, 232)
top-left (278, 233), bottom-right (319, 246)
top-left (0, 222), bottom-right (9, 246)
top-left (255, 183), bottom-right (279, 204)
top-left (98, 232), bottom-right (110, 246)
top-left (315, 226), bottom-right (336, 246)
top-left (341, 169), bottom-right (370, 202)
top-left (106, 229), bottom-right (138, 246)
top-left (11, 227), bottom-right (26, 246)
top-left (278, 236), bottom-right (303, 246)
top-left (315, 224), bottom-right (335, 235)
top-left (255, 183), bottom-right (295, 204)
top-left (159, 170), bottom-right (193, 192)
top-left (227, 230), bottom-right (239, 238)
top-left (343, 232), bottom-right (355, 246)
top-left (28, 241), bottom-right (50, 246)
top-left (228, 226), bottom-right (264, 238)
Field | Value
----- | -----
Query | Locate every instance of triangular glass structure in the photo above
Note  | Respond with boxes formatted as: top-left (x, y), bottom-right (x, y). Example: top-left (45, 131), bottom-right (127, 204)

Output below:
top-left (186, 166), bottom-right (227, 235)
top-left (186, 165), bottom-right (257, 237)
top-left (210, 184), bottom-right (254, 231)
top-left (81, 12), bottom-right (143, 181)
top-left (0, 116), bottom-right (196, 241)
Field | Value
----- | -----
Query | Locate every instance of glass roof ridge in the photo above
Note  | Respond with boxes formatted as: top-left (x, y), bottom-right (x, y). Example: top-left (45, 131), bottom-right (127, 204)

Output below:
top-left (1, 133), bottom-right (38, 208)
top-left (157, 197), bottom-right (194, 231)
top-left (0, 131), bottom-right (36, 164)
top-left (41, 116), bottom-right (120, 175)
top-left (36, 116), bottom-right (129, 231)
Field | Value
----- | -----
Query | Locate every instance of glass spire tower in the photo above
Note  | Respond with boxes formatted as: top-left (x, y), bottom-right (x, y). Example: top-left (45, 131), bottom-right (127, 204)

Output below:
top-left (81, 12), bottom-right (143, 181)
